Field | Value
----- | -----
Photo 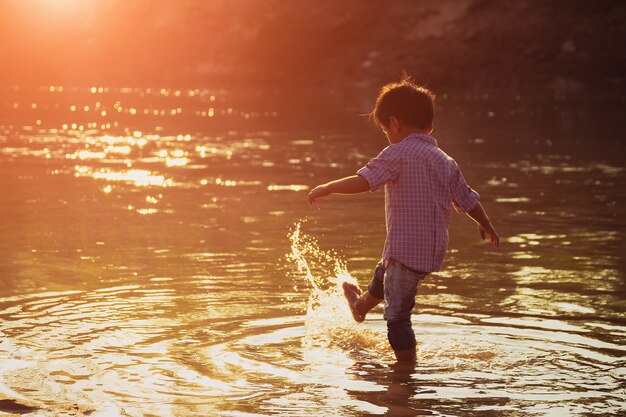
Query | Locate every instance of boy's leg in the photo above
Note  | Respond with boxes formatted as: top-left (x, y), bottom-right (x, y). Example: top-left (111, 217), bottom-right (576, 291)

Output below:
top-left (383, 259), bottom-right (427, 363)
top-left (342, 262), bottom-right (385, 322)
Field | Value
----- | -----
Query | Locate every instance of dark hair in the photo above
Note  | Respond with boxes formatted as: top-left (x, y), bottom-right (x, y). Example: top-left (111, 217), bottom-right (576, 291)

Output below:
top-left (371, 77), bottom-right (435, 131)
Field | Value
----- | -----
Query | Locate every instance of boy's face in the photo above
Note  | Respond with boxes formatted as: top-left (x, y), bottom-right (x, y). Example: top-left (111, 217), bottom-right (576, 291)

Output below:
top-left (383, 128), bottom-right (401, 144)
top-left (382, 116), bottom-right (433, 144)
top-left (382, 116), bottom-right (404, 144)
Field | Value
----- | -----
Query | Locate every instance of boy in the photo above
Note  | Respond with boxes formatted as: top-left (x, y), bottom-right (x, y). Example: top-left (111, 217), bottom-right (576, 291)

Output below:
top-left (308, 78), bottom-right (499, 362)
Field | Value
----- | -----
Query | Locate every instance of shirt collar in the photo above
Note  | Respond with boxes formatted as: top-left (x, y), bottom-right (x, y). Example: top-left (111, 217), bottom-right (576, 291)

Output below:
top-left (406, 132), bottom-right (438, 147)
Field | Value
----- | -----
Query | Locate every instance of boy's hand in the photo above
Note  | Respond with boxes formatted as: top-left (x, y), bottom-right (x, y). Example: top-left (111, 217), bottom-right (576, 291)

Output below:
top-left (478, 223), bottom-right (500, 248)
top-left (308, 184), bottom-right (330, 204)
top-left (467, 202), bottom-right (500, 248)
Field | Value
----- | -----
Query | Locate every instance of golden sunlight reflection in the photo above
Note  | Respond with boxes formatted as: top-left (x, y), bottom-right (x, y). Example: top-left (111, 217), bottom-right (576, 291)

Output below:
top-left (135, 208), bottom-right (158, 215)
top-left (164, 149), bottom-right (189, 167)
top-left (76, 166), bottom-right (173, 187)
top-left (215, 178), bottom-right (237, 187)
top-left (65, 134), bottom-right (147, 161)
top-left (268, 184), bottom-right (309, 192)
top-left (146, 195), bottom-right (161, 204)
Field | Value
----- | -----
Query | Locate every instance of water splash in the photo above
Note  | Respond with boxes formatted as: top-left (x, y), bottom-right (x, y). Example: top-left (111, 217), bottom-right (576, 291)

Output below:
top-left (287, 221), bottom-right (354, 291)
top-left (287, 222), bottom-right (387, 354)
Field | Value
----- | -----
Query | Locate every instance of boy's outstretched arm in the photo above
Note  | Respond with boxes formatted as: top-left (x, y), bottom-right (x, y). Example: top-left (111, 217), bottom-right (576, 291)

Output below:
top-left (309, 175), bottom-right (370, 204)
top-left (467, 202), bottom-right (500, 247)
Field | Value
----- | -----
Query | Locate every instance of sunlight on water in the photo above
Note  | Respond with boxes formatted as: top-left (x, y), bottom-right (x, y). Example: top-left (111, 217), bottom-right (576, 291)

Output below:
top-left (78, 166), bottom-right (173, 187)
top-left (268, 184), bottom-right (309, 192)
top-left (1, 86), bottom-right (624, 416)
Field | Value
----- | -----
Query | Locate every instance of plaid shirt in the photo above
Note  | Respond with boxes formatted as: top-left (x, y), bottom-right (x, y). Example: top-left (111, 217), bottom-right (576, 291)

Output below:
top-left (357, 133), bottom-right (479, 272)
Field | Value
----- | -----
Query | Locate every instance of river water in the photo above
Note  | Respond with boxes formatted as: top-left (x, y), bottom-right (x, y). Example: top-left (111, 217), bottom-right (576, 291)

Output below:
top-left (0, 86), bottom-right (624, 416)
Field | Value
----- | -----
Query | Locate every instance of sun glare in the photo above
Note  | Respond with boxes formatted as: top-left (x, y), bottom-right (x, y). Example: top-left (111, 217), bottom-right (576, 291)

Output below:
top-left (34, 0), bottom-right (81, 9)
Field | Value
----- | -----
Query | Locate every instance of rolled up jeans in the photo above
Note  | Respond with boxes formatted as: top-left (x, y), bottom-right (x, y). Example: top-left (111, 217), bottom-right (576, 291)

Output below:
top-left (367, 258), bottom-right (428, 351)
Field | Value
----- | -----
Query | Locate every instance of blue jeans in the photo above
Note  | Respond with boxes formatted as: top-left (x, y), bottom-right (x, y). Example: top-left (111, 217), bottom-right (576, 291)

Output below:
top-left (367, 259), bottom-right (428, 351)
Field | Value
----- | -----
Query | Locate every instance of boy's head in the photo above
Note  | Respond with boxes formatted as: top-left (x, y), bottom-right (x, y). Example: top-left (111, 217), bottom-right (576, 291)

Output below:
top-left (371, 77), bottom-right (435, 137)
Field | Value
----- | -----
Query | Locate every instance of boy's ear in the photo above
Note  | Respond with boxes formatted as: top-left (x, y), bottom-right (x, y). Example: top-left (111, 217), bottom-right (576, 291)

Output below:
top-left (389, 116), bottom-right (400, 132)
top-left (427, 122), bottom-right (434, 134)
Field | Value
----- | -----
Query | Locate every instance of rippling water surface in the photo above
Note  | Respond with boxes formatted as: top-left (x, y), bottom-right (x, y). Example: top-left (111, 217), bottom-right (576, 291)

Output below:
top-left (0, 87), bottom-right (625, 416)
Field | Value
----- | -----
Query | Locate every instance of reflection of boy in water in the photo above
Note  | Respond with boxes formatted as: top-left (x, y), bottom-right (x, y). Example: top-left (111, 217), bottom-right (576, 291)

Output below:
top-left (308, 77), bottom-right (499, 362)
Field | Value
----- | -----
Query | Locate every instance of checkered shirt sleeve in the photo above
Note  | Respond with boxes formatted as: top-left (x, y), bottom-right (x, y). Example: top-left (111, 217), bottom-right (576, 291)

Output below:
top-left (356, 146), bottom-right (401, 192)
top-left (450, 161), bottom-right (480, 213)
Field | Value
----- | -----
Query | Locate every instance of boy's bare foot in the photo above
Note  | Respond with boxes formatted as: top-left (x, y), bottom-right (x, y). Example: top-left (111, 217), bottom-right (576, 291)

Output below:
top-left (342, 282), bottom-right (364, 323)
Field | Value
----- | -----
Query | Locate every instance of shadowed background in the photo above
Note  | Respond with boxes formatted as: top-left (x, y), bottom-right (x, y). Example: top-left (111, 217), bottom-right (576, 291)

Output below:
top-left (1, 1), bottom-right (625, 96)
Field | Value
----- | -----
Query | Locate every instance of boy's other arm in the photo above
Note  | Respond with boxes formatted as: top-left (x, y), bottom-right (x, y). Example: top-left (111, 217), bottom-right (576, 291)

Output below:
top-left (466, 202), bottom-right (500, 248)
top-left (308, 175), bottom-right (370, 204)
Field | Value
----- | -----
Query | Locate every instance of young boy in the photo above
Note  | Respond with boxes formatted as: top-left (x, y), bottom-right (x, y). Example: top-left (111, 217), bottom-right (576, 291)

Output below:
top-left (308, 78), bottom-right (499, 362)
